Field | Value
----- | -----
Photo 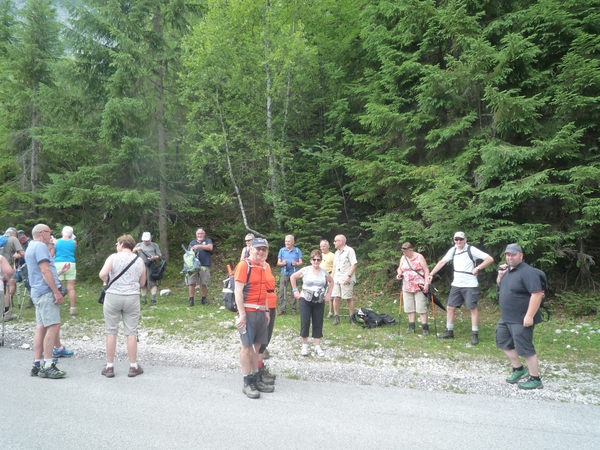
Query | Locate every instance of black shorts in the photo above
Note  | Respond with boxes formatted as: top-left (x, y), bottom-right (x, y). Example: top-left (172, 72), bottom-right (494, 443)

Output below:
top-left (447, 286), bottom-right (479, 309)
top-left (495, 320), bottom-right (537, 357)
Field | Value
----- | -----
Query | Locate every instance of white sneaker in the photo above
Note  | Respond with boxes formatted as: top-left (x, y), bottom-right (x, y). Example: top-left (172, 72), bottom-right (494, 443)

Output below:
top-left (70, 307), bottom-right (77, 316)
top-left (315, 346), bottom-right (325, 357)
top-left (301, 344), bottom-right (309, 356)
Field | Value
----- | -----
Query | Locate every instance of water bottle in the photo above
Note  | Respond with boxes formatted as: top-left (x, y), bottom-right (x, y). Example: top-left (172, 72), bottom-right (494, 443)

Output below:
top-left (236, 315), bottom-right (246, 335)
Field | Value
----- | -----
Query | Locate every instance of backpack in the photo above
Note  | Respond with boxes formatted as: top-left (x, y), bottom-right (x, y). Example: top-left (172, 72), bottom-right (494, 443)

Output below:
top-left (181, 244), bottom-right (201, 274)
top-left (450, 244), bottom-right (484, 275)
top-left (149, 260), bottom-right (167, 282)
top-left (532, 267), bottom-right (551, 321)
top-left (222, 262), bottom-right (252, 312)
top-left (355, 308), bottom-right (396, 328)
top-left (0, 235), bottom-right (7, 253)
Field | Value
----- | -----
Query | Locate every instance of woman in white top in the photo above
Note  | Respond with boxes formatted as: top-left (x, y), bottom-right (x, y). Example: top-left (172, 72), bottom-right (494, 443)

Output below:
top-left (99, 235), bottom-right (146, 378)
top-left (290, 249), bottom-right (333, 357)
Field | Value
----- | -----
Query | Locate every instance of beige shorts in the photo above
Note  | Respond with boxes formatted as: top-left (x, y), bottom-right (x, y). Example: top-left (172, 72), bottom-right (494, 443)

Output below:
top-left (185, 267), bottom-right (211, 286)
top-left (332, 281), bottom-right (354, 300)
top-left (103, 292), bottom-right (140, 336)
top-left (402, 291), bottom-right (427, 314)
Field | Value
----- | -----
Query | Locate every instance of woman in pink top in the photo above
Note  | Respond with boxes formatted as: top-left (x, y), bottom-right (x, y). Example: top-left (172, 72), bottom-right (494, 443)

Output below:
top-left (396, 242), bottom-right (430, 335)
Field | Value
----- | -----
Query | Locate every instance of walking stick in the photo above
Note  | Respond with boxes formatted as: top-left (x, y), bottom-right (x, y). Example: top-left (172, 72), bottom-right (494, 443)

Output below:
top-left (397, 290), bottom-right (403, 335)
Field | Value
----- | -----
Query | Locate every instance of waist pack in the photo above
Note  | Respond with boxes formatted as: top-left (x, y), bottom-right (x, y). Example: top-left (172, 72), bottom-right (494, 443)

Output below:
top-left (303, 288), bottom-right (324, 303)
top-left (356, 308), bottom-right (396, 328)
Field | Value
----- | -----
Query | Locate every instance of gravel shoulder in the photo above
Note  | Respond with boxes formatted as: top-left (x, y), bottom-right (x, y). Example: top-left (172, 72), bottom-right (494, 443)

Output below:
top-left (3, 318), bottom-right (599, 405)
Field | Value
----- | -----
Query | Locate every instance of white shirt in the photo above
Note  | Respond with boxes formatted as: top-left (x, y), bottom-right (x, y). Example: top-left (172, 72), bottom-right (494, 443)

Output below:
top-left (442, 244), bottom-right (490, 288)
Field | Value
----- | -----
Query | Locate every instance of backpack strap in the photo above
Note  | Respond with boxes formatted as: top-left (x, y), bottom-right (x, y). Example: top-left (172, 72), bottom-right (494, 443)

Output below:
top-left (452, 244), bottom-right (477, 276)
top-left (404, 255), bottom-right (425, 278)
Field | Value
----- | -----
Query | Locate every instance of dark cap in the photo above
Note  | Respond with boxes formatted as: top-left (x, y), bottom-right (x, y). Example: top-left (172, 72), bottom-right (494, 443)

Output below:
top-left (504, 243), bottom-right (523, 254)
top-left (251, 238), bottom-right (269, 248)
top-left (17, 230), bottom-right (26, 238)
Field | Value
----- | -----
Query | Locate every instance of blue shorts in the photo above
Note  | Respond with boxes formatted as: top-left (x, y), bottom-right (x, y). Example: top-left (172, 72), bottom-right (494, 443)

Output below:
top-left (33, 292), bottom-right (61, 327)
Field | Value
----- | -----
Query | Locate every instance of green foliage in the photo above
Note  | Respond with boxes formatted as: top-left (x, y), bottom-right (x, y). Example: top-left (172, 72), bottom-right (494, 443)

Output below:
top-left (556, 292), bottom-right (600, 318)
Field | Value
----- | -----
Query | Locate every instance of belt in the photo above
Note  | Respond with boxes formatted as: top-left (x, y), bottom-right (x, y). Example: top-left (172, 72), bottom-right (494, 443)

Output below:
top-left (244, 303), bottom-right (268, 311)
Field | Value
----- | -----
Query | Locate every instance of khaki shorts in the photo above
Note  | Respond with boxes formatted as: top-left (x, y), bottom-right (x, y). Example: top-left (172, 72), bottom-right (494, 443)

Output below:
top-left (185, 267), bottom-right (211, 286)
top-left (402, 291), bottom-right (427, 314)
top-left (33, 292), bottom-right (61, 327)
top-left (56, 262), bottom-right (77, 281)
top-left (103, 292), bottom-right (140, 336)
top-left (332, 281), bottom-right (354, 300)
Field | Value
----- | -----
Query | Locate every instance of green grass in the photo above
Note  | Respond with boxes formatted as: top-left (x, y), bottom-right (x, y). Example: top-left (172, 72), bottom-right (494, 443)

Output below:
top-left (13, 276), bottom-right (600, 371)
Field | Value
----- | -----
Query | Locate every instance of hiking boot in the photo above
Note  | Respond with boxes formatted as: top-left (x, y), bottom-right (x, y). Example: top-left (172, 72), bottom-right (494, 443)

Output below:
top-left (277, 310), bottom-right (286, 316)
top-left (188, 298), bottom-right (194, 307)
top-left (258, 368), bottom-right (275, 385)
top-left (30, 364), bottom-right (41, 377)
top-left (263, 348), bottom-right (270, 360)
top-left (291, 309), bottom-right (297, 315)
top-left (243, 375), bottom-right (260, 399)
top-left (332, 314), bottom-right (340, 326)
top-left (518, 376), bottom-right (543, 390)
top-left (315, 346), bottom-right (325, 357)
top-left (506, 367), bottom-right (528, 384)
top-left (438, 329), bottom-right (454, 339)
top-left (327, 312), bottom-right (333, 319)
top-left (301, 344), bottom-right (309, 356)
top-left (471, 331), bottom-right (479, 345)
top-left (101, 365), bottom-right (115, 378)
top-left (150, 299), bottom-right (156, 306)
top-left (38, 363), bottom-right (66, 379)
top-left (262, 365), bottom-right (277, 382)
top-left (349, 314), bottom-right (357, 325)
top-left (406, 322), bottom-right (416, 334)
top-left (201, 296), bottom-right (207, 305)
top-left (128, 364), bottom-right (144, 378)
top-left (141, 297), bottom-right (147, 304)
top-left (256, 378), bottom-right (275, 393)
top-left (422, 324), bottom-right (430, 336)
top-left (70, 307), bottom-right (77, 316)
top-left (26, 300), bottom-right (35, 309)
top-left (53, 346), bottom-right (74, 358)
top-left (2, 311), bottom-right (17, 322)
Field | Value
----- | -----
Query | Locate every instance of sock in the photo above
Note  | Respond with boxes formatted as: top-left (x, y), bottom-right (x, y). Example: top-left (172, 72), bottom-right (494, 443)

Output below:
top-left (130, 362), bottom-right (138, 369)
top-left (141, 295), bottom-right (147, 302)
top-left (33, 360), bottom-right (41, 367)
top-left (472, 326), bottom-right (479, 332)
top-left (106, 362), bottom-right (114, 368)
top-left (251, 369), bottom-right (258, 375)
top-left (530, 375), bottom-right (541, 381)
top-left (513, 365), bottom-right (524, 372)
top-left (258, 360), bottom-right (264, 369)
top-left (446, 323), bottom-right (454, 330)
top-left (4, 306), bottom-right (8, 313)
top-left (315, 345), bottom-right (322, 350)
top-left (151, 295), bottom-right (156, 301)
top-left (189, 297), bottom-right (194, 302)
top-left (44, 360), bottom-right (53, 368)
top-left (55, 345), bottom-right (64, 351)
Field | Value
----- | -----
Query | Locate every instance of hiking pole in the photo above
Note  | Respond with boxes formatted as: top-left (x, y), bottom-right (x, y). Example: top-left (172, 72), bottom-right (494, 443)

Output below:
top-left (397, 290), bottom-right (403, 336)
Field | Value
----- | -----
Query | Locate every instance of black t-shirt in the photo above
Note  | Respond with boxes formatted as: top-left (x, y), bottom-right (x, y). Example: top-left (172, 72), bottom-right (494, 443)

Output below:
top-left (189, 238), bottom-right (213, 266)
top-left (499, 261), bottom-right (543, 324)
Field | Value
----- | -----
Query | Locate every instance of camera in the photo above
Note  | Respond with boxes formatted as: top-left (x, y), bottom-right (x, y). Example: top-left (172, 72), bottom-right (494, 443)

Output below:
top-left (497, 264), bottom-right (508, 271)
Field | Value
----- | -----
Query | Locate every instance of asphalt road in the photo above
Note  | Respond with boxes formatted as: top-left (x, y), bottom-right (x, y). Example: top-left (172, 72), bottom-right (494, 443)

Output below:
top-left (1, 348), bottom-right (599, 450)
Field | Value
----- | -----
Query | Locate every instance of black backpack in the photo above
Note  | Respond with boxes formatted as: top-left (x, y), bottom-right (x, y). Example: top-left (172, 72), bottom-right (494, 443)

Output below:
top-left (356, 308), bottom-right (396, 328)
top-left (532, 267), bottom-right (551, 321)
top-left (222, 262), bottom-right (252, 312)
top-left (149, 260), bottom-right (167, 282)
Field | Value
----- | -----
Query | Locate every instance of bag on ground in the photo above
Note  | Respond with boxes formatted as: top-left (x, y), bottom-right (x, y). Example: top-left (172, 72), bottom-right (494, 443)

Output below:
top-left (356, 308), bottom-right (396, 328)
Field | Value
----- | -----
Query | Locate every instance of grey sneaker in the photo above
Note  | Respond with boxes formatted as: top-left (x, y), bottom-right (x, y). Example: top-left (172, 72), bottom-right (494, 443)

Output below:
top-left (70, 307), bottom-right (77, 316)
top-left (332, 314), bottom-right (340, 326)
top-left (30, 364), bottom-right (41, 377)
top-left (243, 375), bottom-right (260, 399)
top-left (506, 367), bottom-right (529, 384)
top-left (38, 363), bottom-right (66, 379)
top-left (471, 331), bottom-right (479, 345)
top-left (327, 312), bottom-right (333, 319)
top-left (438, 329), bottom-right (454, 339)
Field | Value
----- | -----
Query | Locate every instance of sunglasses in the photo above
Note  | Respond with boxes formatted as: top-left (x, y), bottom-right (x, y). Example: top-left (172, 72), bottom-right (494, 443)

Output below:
top-left (311, 258), bottom-right (322, 262)
top-left (454, 238), bottom-right (465, 241)
top-left (401, 247), bottom-right (412, 251)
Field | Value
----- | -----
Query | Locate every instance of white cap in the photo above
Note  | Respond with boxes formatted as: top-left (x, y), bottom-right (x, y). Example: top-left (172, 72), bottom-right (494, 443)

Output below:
top-left (454, 231), bottom-right (466, 239)
top-left (142, 232), bottom-right (151, 241)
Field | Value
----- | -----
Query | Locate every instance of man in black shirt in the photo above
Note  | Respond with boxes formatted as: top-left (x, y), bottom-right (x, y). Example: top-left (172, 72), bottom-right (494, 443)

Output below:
top-left (496, 243), bottom-right (543, 390)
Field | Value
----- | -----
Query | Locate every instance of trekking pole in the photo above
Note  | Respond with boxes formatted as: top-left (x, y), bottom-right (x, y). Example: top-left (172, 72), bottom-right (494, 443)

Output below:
top-left (397, 290), bottom-right (403, 336)
top-left (431, 292), bottom-right (438, 338)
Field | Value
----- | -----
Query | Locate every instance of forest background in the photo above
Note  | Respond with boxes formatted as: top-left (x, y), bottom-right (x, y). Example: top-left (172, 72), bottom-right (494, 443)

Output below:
top-left (1, 0), bottom-right (599, 315)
